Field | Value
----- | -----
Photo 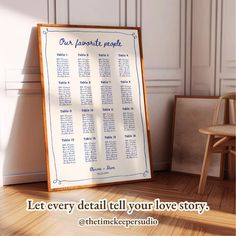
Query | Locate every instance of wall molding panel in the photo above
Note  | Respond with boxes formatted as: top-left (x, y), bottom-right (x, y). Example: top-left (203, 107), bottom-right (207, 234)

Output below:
top-left (220, 79), bottom-right (236, 95)
top-left (137, 0), bottom-right (185, 93)
top-left (220, 0), bottom-right (236, 75)
top-left (4, 68), bottom-right (41, 95)
top-left (48, 0), bottom-right (56, 23)
top-left (55, 0), bottom-right (126, 26)
top-left (126, 0), bottom-right (137, 26)
top-left (190, 0), bottom-right (217, 96)
top-left (146, 80), bottom-right (182, 94)
top-left (55, 0), bottom-right (69, 24)
top-left (215, 0), bottom-right (236, 95)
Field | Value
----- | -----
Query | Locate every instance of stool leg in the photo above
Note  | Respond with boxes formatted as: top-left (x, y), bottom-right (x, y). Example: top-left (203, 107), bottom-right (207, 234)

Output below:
top-left (198, 135), bottom-right (214, 194)
top-left (228, 150), bottom-right (235, 179)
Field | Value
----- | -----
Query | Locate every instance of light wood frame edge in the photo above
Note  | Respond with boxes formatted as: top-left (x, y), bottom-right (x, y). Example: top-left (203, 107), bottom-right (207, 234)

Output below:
top-left (37, 23), bottom-right (153, 192)
top-left (170, 95), bottom-right (224, 180)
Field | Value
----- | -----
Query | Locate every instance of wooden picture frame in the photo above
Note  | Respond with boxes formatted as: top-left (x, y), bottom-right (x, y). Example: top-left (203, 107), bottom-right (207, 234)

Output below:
top-left (171, 96), bottom-right (223, 178)
top-left (37, 24), bottom-right (152, 191)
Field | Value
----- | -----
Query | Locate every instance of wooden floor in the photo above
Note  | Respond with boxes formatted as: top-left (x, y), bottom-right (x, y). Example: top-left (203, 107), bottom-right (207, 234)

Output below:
top-left (0, 172), bottom-right (235, 236)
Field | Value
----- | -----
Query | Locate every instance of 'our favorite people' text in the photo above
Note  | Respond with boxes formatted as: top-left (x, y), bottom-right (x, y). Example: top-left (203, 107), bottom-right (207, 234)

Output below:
top-left (59, 38), bottom-right (122, 48)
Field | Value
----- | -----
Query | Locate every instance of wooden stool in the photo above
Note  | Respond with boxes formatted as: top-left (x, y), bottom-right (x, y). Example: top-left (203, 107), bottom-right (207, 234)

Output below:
top-left (198, 93), bottom-right (236, 194)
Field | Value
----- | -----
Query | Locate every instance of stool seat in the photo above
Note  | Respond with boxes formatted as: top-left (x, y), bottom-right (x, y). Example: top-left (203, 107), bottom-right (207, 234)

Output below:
top-left (199, 125), bottom-right (236, 137)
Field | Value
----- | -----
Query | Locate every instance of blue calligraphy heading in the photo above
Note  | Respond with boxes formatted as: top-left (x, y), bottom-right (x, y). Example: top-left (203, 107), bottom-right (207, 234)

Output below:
top-left (59, 38), bottom-right (122, 48)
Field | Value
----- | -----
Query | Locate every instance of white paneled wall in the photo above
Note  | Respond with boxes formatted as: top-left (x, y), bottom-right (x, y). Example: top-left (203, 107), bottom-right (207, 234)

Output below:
top-left (0, 0), bottom-right (235, 185)
top-left (0, 0), bottom-right (50, 185)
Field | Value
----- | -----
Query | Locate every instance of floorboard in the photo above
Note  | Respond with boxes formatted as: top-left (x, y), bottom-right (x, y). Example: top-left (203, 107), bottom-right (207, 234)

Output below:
top-left (0, 172), bottom-right (235, 236)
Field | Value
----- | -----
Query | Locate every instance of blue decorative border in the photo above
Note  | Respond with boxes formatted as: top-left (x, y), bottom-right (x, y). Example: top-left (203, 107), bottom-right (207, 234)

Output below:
top-left (43, 28), bottom-right (149, 185)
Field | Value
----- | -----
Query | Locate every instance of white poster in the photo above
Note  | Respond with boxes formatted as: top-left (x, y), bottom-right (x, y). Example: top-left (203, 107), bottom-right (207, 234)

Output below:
top-left (38, 25), bottom-right (152, 191)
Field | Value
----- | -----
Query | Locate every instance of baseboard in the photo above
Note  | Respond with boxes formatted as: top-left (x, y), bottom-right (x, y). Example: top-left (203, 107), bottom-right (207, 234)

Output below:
top-left (3, 172), bottom-right (46, 186)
